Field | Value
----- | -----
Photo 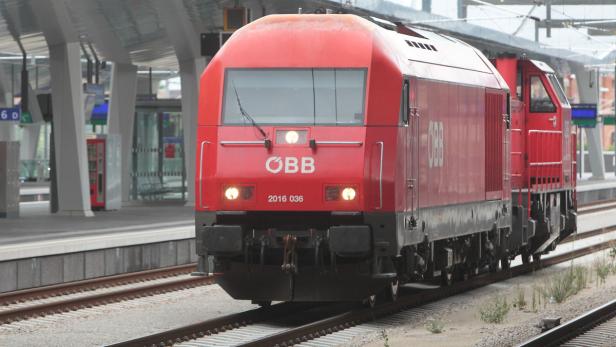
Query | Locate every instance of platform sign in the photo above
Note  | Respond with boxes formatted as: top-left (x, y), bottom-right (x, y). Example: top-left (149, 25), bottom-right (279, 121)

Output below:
top-left (571, 103), bottom-right (597, 128)
top-left (91, 102), bottom-right (108, 125)
top-left (0, 107), bottom-right (21, 122)
top-left (20, 111), bottom-right (32, 124)
top-left (604, 116), bottom-right (615, 126)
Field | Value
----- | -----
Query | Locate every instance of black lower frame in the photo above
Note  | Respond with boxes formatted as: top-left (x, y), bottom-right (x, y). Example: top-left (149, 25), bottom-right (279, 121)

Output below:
top-left (195, 191), bottom-right (576, 302)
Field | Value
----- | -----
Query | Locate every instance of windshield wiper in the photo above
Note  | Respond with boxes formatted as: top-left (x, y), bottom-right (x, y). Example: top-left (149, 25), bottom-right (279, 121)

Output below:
top-left (231, 83), bottom-right (271, 148)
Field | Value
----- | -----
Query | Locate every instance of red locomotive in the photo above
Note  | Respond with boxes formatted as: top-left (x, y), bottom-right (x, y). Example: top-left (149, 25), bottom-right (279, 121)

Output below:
top-left (194, 14), bottom-right (576, 305)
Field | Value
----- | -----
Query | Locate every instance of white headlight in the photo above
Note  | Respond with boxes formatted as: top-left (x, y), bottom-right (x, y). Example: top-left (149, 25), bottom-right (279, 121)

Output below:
top-left (341, 187), bottom-right (356, 201)
top-left (285, 130), bottom-right (299, 144)
top-left (225, 187), bottom-right (239, 200)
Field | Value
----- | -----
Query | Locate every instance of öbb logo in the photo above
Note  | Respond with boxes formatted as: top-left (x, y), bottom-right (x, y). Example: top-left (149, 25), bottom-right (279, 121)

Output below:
top-left (265, 157), bottom-right (315, 174)
top-left (428, 121), bottom-right (444, 168)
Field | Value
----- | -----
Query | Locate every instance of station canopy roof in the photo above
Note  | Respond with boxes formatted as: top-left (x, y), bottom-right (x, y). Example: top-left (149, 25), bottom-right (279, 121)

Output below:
top-left (0, 0), bottom-right (612, 74)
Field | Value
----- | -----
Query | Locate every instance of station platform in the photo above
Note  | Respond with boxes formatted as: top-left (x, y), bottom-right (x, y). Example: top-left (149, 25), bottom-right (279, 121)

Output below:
top-left (19, 182), bottom-right (50, 202)
top-left (576, 174), bottom-right (616, 205)
top-left (0, 201), bottom-right (196, 293)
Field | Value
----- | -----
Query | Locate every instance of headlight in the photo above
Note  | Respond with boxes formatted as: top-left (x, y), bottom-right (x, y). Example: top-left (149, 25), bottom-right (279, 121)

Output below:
top-left (341, 187), bottom-right (356, 201)
top-left (285, 130), bottom-right (299, 144)
top-left (225, 187), bottom-right (239, 200)
top-left (276, 130), bottom-right (307, 145)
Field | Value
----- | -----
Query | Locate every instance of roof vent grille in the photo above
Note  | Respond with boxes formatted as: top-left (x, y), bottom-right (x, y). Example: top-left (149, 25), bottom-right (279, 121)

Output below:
top-left (405, 40), bottom-right (437, 52)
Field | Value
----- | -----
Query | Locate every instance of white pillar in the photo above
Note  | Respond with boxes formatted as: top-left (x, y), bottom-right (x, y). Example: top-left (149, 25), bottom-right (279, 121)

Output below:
top-left (20, 82), bottom-right (45, 162)
top-left (20, 125), bottom-right (40, 161)
top-left (575, 67), bottom-right (606, 180)
top-left (0, 74), bottom-right (15, 142)
top-left (0, 124), bottom-right (16, 141)
top-left (179, 58), bottom-right (205, 206)
top-left (107, 63), bottom-right (138, 204)
top-left (48, 42), bottom-right (93, 216)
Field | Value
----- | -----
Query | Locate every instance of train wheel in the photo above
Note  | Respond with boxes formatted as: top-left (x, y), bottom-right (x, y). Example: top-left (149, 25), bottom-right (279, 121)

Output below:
top-left (441, 270), bottom-right (453, 286)
top-left (386, 279), bottom-right (399, 302)
top-left (363, 294), bottom-right (377, 308)
top-left (521, 251), bottom-right (531, 265)
top-left (488, 260), bottom-right (498, 273)
top-left (533, 253), bottom-right (542, 267)
top-left (501, 257), bottom-right (511, 270)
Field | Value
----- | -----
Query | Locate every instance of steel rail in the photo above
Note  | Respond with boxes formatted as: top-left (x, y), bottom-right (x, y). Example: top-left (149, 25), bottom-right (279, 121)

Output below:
top-left (560, 226), bottom-right (616, 244)
top-left (0, 274), bottom-right (215, 325)
top-left (111, 239), bottom-right (616, 347)
top-left (238, 240), bottom-right (616, 347)
top-left (0, 263), bottom-right (197, 306)
top-left (577, 200), bottom-right (616, 214)
top-left (517, 298), bottom-right (616, 347)
top-left (105, 302), bottom-right (319, 347)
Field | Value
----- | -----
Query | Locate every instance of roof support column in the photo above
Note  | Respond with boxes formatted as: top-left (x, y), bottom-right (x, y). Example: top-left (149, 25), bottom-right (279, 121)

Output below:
top-left (0, 124), bottom-right (16, 141)
top-left (20, 125), bottom-right (40, 161)
top-left (107, 63), bottom-right (138, 204)
top-left (575, 66), bottom-right (605, 180)
top-left (179, 58), bottom-right (206, 206)
top-left (20, 83), bottom-right (45, 163)
top-left (0, 66), bottom-right (16, 142)
top-left (48, 42), bottom-right (93, 216)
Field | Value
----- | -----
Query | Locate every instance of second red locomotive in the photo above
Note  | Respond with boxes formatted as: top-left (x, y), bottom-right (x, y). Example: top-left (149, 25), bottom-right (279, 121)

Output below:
top-left (194, 14), bottom-right (577, 304)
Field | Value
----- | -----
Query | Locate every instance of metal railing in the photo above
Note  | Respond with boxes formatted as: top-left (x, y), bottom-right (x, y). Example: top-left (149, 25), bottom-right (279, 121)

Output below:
top-left (526, 129), bottom-right (563, 214)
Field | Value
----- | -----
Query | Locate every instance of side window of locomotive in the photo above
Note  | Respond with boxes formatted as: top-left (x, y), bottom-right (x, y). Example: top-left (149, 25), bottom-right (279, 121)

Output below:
top-left (516, 68), bottom-right (523, 101)
top-left (400, 80), bottom-right (409, 125)
top-left (547, 74), bottom-right (570, 106)
top-left (529, 76), bottom-right (556, 113)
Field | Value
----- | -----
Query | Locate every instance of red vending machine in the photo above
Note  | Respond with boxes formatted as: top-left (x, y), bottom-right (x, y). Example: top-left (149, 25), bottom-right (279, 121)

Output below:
top-left (87, 135), bottom-right (121, 211)
top-left (87, 138), bottom-right (105, 209)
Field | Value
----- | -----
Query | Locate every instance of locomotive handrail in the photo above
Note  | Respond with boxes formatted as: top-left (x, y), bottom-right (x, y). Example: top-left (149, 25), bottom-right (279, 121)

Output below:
top-left (198, 140), bottom-right (211, 209)
top-left (529, 161), bottom-right (562, 167)
top-left (528, 130), bottom-right (561, 134)
top-left (313, 141), bottom-right (363, 146)
top-left (376, 141), bottom-right (384, 210)
top-left (220, 140), bottom-right (269, 146)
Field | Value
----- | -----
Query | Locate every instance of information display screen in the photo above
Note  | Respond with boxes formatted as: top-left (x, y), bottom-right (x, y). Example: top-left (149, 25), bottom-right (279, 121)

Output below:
top-left (571, 103), bottom-right (597, 127)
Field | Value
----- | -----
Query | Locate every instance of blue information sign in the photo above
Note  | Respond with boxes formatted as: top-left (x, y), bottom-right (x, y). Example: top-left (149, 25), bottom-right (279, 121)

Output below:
top-left (0, 107), bottom-right (21, 122)
top-left (571, 103), bottom-right (597, 119)
top-left (571, 103), bottom-right (597, 128)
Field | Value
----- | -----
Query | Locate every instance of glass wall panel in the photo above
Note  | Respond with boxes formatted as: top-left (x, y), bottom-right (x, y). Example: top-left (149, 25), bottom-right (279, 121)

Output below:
top-left (131, 100), bottom-right (185, 201)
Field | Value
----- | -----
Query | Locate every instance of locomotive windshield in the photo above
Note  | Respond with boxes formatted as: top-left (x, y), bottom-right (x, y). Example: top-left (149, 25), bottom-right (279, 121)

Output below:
top-left (222, 68), bottom-right (367, 125)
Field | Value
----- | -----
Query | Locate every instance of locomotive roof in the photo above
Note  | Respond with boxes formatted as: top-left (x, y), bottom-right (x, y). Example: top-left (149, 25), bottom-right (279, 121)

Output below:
top-left (369, 17), bottom-right (508, 90)
top-left (221, 14), bottom-right (508, 91)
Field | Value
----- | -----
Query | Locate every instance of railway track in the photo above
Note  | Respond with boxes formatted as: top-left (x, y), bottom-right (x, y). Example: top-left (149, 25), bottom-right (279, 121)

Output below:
top-left (0, 264), bottom-right (216, 325)
top-left (109, 238), bottom-right (616, 347)
top-left (2, 201), bottom-right (611, 342)
top-left (577, 200), bottom-right (616, 215)
top-left (518, 298), bottom-right (616, 347)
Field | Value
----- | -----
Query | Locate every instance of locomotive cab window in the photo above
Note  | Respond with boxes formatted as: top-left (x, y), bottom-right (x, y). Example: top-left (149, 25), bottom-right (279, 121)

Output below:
top-left (222, 68), bottom-right (366, 125)
top-left (529, 76), bottom-right (556, 113)
top-left (547, 74), bottom-right (569, 106)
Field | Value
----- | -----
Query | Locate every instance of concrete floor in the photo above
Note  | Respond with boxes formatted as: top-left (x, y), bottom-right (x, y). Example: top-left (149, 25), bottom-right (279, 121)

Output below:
top-left (0, 201), bottom-right (193, 245)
